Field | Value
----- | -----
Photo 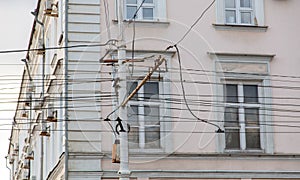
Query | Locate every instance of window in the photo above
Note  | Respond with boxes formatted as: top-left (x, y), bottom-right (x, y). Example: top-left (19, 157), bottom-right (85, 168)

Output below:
top-left (224, 83), bottom-right (261, 150)
top-left (216, 0), bottom-right (265, 26)
top-left (209, 52), bottom-right (275, 153)
top-left (122, 0), bottom-right (167, 21)
top-left (225, 0), bottom-right (254, 24)
top-left (126, 0), bottom-right (155, 20)
top-left (127, 80), bottom-right (162, 149)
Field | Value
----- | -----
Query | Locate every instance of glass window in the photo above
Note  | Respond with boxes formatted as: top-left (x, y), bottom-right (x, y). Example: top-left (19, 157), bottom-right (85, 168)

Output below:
top-left (127, 81), bottom-right (138, 100)
top-left (225, 0), bottom-right (236, 8)
top-left (244, 85), bottom-right (258, 103)
top-left (145, 0), bottom-right (153, 3)
top-left (127, 0), bottom-right (137, 4)
top-left (224, 84), bottom-right (238, 103)
top-left (246, 129), bottom-right (261, 149)
top-left (224, 0), bottom-right (254, 25)
top-left (245, 108), bottom-right (259, 127)
top-left (225, 129), bottom-right (240, 149)
top-left (127, 6), bottom-right (137, 19)
top-left (144, 82), bottom-right (159, 100)
top-left (240, 0), bottom-right (252, 8)
top-left (127, 81), bottom-right (161, 149)
top-left (225, 10), bottom-right (236, 24)
top-left (224, 107), bottom-right (239, 127)
top-left (143, 8), bottom-right (154, 20)
top-left (224, 83), bottom-right (261, 151)
top-left (125, 0), bottom-right (159, 20)
top-left (145, 126), bottom-right (160, 148)
top-left (241, 12), bottom-right (252, 24)
top-left (128, 106), bottom-right (139, 148)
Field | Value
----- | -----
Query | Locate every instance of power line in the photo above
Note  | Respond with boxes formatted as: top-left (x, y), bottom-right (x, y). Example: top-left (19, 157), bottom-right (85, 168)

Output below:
top-left (174, 44), bottom-right (223, 132)
top-left (174, 0), bottom-right (216, 45)
top-left (0, 39), bottom-right (117, 54)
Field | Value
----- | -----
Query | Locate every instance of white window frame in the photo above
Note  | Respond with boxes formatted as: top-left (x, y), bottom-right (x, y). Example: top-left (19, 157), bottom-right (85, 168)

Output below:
top-left (125, 0), bottom-right (156, 20)
top-left (210, 52), bottom-right (274, 154)
top-left (223, 81), bottom-right (263, 151)
top-left (117, 0), bottom-right (167, 21)
top-left (225, 0), bottom-right (254, 25)
top-left (127, 79), bottom-right (163, 150)
top-left (110, 50), bottom-right (173, 153)
top-left (216, 0), bottom-right (265, 26)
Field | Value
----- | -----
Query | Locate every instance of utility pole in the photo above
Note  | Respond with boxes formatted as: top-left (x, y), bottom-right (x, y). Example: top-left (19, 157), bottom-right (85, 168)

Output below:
top-left (117, 0), bottom-right (131, 179)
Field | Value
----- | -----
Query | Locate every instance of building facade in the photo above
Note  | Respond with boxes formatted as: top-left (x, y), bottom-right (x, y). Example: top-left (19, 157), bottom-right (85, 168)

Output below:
top-left (7, 0), bottom-right (300, 179)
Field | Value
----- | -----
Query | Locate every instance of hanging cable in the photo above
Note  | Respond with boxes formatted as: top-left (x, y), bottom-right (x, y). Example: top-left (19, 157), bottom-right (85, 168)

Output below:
top-left (174, 44), bottom-right (224, 133)
top-left (175, 0), bottom-right (216, 46)
top-left (0, 39), bottom-right (117, 54)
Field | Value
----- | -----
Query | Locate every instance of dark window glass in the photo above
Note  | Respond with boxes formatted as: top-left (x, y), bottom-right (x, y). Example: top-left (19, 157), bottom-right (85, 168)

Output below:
top-left (224, 107), bottom-right (239, 127)
top-left (246, 128), bottom-right (261, 149)
top-left (127, 81), bottom-right (138, 100)
top-left (145, 127), bottom-right (160, 148)
top-left (225, 129), bottom-right (240, 149)
top-left (224, 84), bottom-right (238, 103)
top-left (128, 105), bottom-right (139, 148)
top-left (245, 108), bottom-right (259, 127)
top-left (144, 82), bottom-right (159, 100)
top-left (244, 85), bottom-right (258, 103)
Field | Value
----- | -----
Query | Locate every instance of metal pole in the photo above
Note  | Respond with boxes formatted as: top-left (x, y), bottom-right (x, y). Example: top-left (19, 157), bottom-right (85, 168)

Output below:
top-left (117, 0), bottom-right (130, 179)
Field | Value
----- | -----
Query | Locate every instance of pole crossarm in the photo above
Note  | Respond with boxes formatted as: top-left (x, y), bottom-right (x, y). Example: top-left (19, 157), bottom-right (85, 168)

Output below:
top-left (121, 56), bottom-right (166, 107)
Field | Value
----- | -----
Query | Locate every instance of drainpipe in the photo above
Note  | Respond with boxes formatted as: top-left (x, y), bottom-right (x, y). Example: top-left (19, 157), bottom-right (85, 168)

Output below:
top-left (5, 156), bottom-right (11, 180)
top-left (21, 58), bottom-right (33, 180)
top-left (31, 9), bottom-right (45, 180)
top-left (64, 0), bottom-right (69, 179)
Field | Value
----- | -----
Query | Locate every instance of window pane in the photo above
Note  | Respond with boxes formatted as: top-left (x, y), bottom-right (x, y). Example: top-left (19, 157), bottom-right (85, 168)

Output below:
top-left (224, 84), bottom-right (238, 103)
top-left (226, 10), bottom-right (236, 23)
top-left (246, 128), bottom-right (261, 149)
top-left (143, 8), bottom-right (154, 20)
top-left (144, 0), bottom-right (153, 3)
top-left (225, 129), bottom-right (240, 149)
top-left (244, 85), bottom-right (258, 103)
top-left (241, 12), bottom-right (252, 24)
top-left (127, 81), bottom-right (138, 100)
top-left (127, 6), bottom-right (137, 19)
top-left (128, 127), bottom-right (139, 148)
top-left (240, 0), bottom-right (252, 8)
top-left (224, 107), bottom-right (239, 127)
top-left (245, 108), bottom-right (259, 127)
top-left (225, 0), bottom-right (236, 8)
top-left (144, 106), bottom-right (159, 125)
top-left (145, 126), bottom-right (160, 148)
top-left (127, 0), bottom-right (137, 4)
top-left (128, 105), bottom-right (139, 126)
top-left (144, 82), bottom-right (159, 100)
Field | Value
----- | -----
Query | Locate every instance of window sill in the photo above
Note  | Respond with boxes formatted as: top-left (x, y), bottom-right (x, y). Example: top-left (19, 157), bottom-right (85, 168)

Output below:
top-left (113, 19), bottom-right (170, 26)
top-left (224, 149), bottom-right (265, 155)
top-left (213, 23), bottom-right (268, 32)
top-left (129, 148), bottom-right (165, 154)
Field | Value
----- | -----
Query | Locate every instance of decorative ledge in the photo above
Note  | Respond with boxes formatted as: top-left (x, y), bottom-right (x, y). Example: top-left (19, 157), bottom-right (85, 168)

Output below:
top-left (213, 23), bottom-right (268, 32)
top-left (208, 52), bottom-right (276, 60)
top-left (113, 19), bottom-right (170, 26)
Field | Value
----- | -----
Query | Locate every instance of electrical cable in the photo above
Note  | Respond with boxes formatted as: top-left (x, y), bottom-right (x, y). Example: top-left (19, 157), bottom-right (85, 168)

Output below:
top-left (175, 0), bottom-right (216, 46)
top-left (174, 44), bottom-right (223, 133)
top-left (0, 39), bottom-right (117, 54)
